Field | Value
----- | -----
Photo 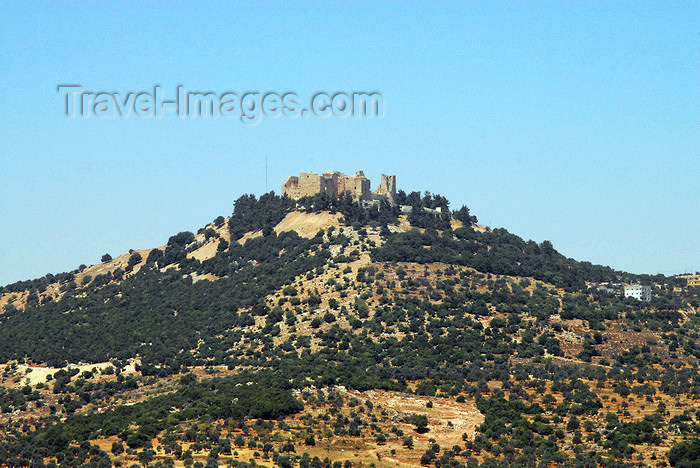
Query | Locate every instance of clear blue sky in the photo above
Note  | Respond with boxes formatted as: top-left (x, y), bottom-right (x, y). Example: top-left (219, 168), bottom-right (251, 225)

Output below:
top-left (0, 1), bottom-right (698, 286)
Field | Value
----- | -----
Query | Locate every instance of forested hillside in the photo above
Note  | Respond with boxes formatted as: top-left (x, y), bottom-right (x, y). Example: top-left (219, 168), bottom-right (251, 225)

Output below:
top-left (0, 191), bottom-right (698, 468)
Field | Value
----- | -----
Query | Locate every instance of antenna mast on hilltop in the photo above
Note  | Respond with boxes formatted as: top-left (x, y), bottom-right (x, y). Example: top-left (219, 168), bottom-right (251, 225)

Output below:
top-left (265, 156), bottom-right (268, 193)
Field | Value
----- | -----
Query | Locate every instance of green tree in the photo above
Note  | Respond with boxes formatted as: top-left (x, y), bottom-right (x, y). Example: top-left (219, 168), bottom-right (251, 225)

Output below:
top-left (411, 414), bottom-right (429, 433)
top-left (111, 441), bottom-right (124, 455)
top-left (667, 438), bottom-right (700, 467)
top-left (138, 449), bottom-right (155, 466)
top-left (453, 205), bottom-right (477, 227)
top-left (126, 252), bottom-right (143, 272)
top-left (281, 440), bottom-right (295, 453)
top-left (566, 416), bottom-right (580, 432)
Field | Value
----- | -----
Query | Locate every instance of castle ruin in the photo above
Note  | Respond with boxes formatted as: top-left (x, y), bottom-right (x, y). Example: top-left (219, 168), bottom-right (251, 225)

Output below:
top-left (282, 171), bottom-right (396, 204)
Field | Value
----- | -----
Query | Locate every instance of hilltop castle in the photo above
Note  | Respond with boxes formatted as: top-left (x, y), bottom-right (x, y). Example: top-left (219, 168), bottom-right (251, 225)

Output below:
top-left (282, 171), bottom-right (396, 204)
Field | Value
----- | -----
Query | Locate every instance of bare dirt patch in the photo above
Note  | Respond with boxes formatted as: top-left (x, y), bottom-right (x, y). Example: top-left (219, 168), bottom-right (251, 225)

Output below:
top-left (343, 388), bottom-right (484, 464)
top-left (187, 239), bottom-right (219, 262)
top-left (275, 211), bottom-right (343, 238)
top-left (4, 361), bottom-right (138, 387)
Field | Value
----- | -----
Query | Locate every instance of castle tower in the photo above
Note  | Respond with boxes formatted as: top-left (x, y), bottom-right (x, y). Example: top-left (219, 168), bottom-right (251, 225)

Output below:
top-left (375, 174), bottom-right (397, 204)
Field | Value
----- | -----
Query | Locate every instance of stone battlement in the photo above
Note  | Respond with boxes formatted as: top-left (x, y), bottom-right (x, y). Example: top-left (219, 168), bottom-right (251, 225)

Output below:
top-left (282, 171), bottom-right (396, 204)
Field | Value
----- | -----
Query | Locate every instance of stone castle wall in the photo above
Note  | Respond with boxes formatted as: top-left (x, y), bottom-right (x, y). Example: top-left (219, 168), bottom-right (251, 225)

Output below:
top-left (282, 171), bottom-right (396, 204)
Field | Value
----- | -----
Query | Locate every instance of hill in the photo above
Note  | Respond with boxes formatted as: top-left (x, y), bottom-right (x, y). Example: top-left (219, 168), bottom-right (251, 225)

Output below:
top-left (0, 190), bottom-right (698, 468)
